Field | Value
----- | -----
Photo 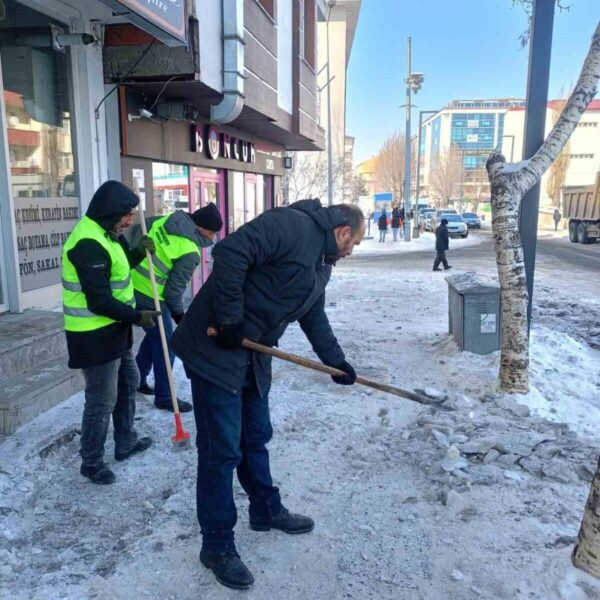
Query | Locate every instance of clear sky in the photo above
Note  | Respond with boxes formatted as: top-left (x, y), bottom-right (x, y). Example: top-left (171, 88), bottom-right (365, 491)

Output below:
top-left (346, 0), bottom-right (599, 165)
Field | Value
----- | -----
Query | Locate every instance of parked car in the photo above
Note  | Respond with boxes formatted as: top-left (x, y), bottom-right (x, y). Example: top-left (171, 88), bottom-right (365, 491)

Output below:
top-left (443, 214), bottom-right (469, 238)
top-left (431, 208), bottom-right (458, 230)
top-left (420, 208), bottom-right (436, 230)
top-left (462, 212), bottom-right (481, 229)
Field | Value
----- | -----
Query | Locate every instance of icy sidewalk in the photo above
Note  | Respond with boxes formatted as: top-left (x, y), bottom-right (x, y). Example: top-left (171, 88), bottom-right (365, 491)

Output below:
top-left (1, 268), bottom-right (600, 599)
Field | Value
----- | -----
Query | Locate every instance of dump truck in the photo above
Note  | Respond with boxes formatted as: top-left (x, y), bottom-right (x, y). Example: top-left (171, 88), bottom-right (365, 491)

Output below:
top-left (563, 171), bottom-right (600, 244)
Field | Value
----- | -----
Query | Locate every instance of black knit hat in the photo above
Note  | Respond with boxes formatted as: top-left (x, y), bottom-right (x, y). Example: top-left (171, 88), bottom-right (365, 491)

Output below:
top-left (191, 203), bottom-right (223, 232)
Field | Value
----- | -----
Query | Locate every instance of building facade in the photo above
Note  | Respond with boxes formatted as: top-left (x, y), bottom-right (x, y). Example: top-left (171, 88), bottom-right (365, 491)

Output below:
top-left (418, 99), bottom-right (525, 207)
top-left (0, 0), bottom-right (329, 315)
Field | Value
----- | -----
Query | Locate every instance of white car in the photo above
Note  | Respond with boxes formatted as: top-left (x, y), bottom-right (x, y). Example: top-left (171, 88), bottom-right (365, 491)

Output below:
top-left (442, 214), bottom-right (468, 238)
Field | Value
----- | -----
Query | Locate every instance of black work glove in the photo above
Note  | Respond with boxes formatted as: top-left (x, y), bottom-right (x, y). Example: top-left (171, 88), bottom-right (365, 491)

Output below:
top-left (136, 235), bottom-right (156, 255)
top-left (331, 360), bottom-right (357, 386)
top-left (137, 310), bottom-right (161, 328)
top-left (172, 312), bottom-right (184, 325)
top-left (214, 322), bottom-right (244, 350)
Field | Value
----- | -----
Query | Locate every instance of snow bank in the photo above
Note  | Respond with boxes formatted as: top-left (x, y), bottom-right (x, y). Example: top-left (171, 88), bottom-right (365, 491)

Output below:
top-left (354, 230), bottom-right (481, 256)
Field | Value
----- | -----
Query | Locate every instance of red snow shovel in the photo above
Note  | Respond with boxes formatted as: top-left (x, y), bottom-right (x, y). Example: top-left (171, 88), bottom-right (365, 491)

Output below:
top-left (137, 201), bottom-right (191, 451)
top-left (207, 329), bottom-right (446, 408)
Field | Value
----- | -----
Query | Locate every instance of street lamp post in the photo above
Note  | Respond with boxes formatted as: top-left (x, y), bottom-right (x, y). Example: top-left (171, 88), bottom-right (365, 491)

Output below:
top-left (402, 37), bottom-right (424, 242)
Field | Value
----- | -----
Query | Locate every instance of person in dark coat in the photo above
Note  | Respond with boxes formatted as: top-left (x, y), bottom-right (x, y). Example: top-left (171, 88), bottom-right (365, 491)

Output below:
top-left (62, 181), bottom-right (160, 484)
top-left (377, 210), bottom-right (388, 242)
top-left (433, 218), bottom-right (452, 271)
top-left (553, 208), bottom-right (562, 231)
top-left (391, 206), bottom-right (403, 241)
top-left (170, 199), bottom-right (365, 590)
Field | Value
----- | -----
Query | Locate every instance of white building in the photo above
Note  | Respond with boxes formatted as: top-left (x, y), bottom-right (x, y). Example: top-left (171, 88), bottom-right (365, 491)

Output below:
top-left (418, 99), bottom-right (525, 207)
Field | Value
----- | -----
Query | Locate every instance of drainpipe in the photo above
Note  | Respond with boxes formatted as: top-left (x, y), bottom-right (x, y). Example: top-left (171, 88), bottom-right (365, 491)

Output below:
top-left (211, 0), bottom-right (245, 124)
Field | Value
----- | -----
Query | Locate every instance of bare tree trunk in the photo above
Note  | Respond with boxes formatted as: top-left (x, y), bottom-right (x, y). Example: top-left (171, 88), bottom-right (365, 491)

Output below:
top-left (573, 457), bottom-right (600, 577)
top-left (486, 23), bottom-right (600, 393)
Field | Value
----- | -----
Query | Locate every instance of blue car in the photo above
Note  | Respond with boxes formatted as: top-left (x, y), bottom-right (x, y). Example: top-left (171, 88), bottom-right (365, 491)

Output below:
top-left (462, 212), bottom-right (481, 229)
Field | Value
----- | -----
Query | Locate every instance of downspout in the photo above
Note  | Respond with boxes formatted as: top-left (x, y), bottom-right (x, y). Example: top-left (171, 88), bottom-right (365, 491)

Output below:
top-left (211, 0), bottom-right (245, 124)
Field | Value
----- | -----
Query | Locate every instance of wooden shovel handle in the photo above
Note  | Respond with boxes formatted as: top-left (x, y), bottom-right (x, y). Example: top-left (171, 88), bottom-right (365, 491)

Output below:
top-left (207, 328), bottom-right (442, 407)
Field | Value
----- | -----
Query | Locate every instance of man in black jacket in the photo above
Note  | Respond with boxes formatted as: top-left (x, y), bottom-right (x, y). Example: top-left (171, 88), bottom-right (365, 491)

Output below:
top-left (62, 181), bottom-right (160, 484)
top-left (170, 199), bottom-right (365, 590)
top-left (433, 218), bottom-right (453, 271)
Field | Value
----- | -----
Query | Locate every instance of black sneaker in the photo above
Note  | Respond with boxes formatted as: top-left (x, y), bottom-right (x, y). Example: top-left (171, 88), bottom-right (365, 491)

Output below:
top-left (154, 398), bottom-right (193, 413)
top-left (137, 382), bottom-right (155, 395)
top-left (115, 437), bottom-right (153, 461)
top-left (250, 506), bottom-right (314, 534)
top-left (433, 268), bottom-right (442, 271)
top-left (80, 462), bottom-right (116, 485)
top-left (199, 548), bottom-right (254, 590)
top-left (444, 265), bottom-right (453, 270)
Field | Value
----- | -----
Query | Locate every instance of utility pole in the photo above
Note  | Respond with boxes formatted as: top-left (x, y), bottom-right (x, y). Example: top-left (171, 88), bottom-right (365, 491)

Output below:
top-left (402, 37), bottom-right (424, 241)
top-left (519, 0), bottom-right (555, 329)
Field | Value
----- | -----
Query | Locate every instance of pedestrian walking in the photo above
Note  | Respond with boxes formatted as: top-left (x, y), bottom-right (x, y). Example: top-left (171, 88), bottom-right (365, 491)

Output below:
top-left (378, 210), bottom-right (388, 242)
top-left (391, 206), bottom-right (402, 241)
top-left (433, 218), bottom-right (453, 271)
top-left (553, 208), bottom-right (562, 231)
top-left (62, 181), bottom-right (159, 484)
top-left (170, 199), bottom-right (364, 590)
top-left (130, 204), bottom-right (223, 412)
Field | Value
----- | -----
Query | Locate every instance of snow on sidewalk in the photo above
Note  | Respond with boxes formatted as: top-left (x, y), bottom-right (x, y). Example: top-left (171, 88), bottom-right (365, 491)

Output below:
top-left (1, 266), bottom-right (600, 599)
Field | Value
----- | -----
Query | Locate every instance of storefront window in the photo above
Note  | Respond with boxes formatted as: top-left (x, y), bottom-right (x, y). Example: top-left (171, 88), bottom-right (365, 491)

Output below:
top-left (152, 162), bottom-right (189, 215)
top-left (1, 0), bottom-right (79, 293)
top-left (232, 171), bottom-right (245, 231)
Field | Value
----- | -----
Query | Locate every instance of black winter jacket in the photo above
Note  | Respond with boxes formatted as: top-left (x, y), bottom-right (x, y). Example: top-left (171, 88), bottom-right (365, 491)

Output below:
top-left (170, 199), bottom-right (347, 396)
top-left (435, 224), bottom-right (450, 252)
top-left (378, 214), bottom-right (388, 230)
top-left (65, 181), bottom-right (144, 369)
top-left (391, 209), bottom-right (402, 228)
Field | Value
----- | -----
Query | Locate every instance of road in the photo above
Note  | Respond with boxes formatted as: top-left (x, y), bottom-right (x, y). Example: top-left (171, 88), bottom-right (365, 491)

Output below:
top-left (342, 229), bottom-right (600, 299)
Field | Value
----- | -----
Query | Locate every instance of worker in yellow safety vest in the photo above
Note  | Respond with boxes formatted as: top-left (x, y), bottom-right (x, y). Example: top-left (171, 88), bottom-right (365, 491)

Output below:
top-left (130, 203), bottom-right (223, 412)
top-left (62, 180), bottom-right (159, 485)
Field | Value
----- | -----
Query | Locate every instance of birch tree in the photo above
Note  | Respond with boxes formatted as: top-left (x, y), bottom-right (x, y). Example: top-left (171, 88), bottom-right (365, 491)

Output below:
top-left (545, 97), bottom-right (572, 208)
top-left (485, 23), bottom-right (599, 393)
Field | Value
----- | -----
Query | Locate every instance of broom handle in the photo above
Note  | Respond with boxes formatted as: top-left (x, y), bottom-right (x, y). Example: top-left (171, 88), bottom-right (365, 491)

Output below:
top-left (137, 203), bottom-right (182, 416)
top-left (239, 338), bottom-right (437, 407)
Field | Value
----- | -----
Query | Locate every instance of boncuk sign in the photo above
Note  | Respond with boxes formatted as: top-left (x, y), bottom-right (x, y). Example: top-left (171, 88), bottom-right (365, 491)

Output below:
top-left (98, 0), bottom-right (187, 46)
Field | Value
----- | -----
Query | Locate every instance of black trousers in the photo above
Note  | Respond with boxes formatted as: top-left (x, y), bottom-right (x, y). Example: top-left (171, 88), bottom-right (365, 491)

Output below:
top-left (433, 251), bottom-right (449, 269)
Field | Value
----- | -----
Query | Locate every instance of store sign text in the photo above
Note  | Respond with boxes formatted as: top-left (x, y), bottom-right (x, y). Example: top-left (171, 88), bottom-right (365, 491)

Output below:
top-left (193, 125), bottom-right (256, 164)
top-left (15, 198), bottom-right (80, 292)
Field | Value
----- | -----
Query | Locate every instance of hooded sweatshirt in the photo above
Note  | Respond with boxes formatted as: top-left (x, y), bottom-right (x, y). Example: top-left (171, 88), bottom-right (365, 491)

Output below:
top-left (128, 210), bottom-right (212, 317)
top-left (170, 198), bottom-right (347, 396)
top-left (65, 180), bottom-right (145, 369)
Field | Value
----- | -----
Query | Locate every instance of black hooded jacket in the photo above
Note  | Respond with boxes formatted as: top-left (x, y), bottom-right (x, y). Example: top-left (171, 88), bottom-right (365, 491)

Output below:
top-left (170, 199), bottom-right (347, 396)
top-left (65, 181), bottom-right (145, 369)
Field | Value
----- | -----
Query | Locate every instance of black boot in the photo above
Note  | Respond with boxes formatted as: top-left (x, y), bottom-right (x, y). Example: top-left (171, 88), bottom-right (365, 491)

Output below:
top-left (444, 265), bottom-right (453, 270)
top-left (115, 437), bottom-right (153, 461)
top-left (200, 548), bottom-right (254, 590)
top-left (137, 382), bottom-right (154, 395)
top-left (250, 506), bottom-right (314, 534)
top-left (80, 462), bottom-right (116, 485)
top-left (154, 398), bottom-right (193, 413)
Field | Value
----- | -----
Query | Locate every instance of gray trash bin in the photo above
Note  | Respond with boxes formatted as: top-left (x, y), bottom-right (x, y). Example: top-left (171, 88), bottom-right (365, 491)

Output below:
top-left (446, 272), bottom-right (501, 355)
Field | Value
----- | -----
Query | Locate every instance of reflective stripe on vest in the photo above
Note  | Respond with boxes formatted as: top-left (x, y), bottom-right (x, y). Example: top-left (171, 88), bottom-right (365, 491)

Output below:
top-left (131, 213), bottom-right (200, 301)
top-left (62, 215), bottom-right (136, 332)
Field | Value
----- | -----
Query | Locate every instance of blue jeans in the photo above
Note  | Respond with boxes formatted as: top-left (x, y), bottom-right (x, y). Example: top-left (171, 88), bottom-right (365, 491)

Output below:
top-left (188, 366), bottom-right (282, 553)
top-left (80, 350), bottom-right (140, 467)
top-left (136, 308), bottom-right (174, 403)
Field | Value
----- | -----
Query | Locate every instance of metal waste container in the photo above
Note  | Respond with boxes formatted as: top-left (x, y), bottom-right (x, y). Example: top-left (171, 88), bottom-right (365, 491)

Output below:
top-left (446, 272), bottom-right (501, 355)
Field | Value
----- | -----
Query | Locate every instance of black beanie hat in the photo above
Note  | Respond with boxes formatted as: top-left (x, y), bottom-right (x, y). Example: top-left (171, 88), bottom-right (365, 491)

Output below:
top-left (191, 203), bottom-right (223, 232)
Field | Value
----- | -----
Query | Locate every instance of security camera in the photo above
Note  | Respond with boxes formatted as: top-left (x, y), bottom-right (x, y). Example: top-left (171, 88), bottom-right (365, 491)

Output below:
top-left (139, 108), bottom-right (154, 119)
top-left (53, 31), bottom-right (95, 51)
